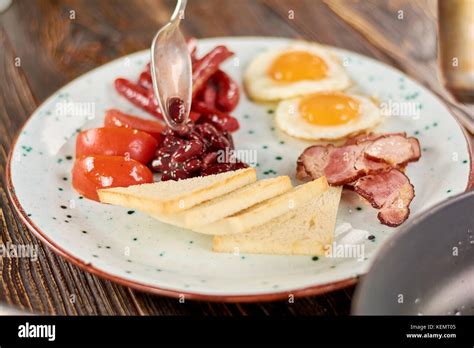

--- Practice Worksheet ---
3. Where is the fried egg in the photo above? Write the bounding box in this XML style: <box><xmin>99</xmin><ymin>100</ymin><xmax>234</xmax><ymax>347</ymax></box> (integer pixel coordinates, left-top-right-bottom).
<box><xmin>244</xmin><ymin>42</ymin><xmax>351</xmax><ymax>101</ymax></box>
<box><xmin>275</xmin><ymin>92</ymin><xmax>382</xmax><ymax>140</ymax></box>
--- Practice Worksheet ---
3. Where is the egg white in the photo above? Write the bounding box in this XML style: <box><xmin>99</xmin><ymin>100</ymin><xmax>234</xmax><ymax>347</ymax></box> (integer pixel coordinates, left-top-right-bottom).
<box><xmin>244</xmin><ymin>41</ymin><xmax>351</xmax><ymax>101</ymax></box>
<box><xmin>275</xmin><ymin>94</ymin><xmax>382</xmax><ymax>140</ymax></box>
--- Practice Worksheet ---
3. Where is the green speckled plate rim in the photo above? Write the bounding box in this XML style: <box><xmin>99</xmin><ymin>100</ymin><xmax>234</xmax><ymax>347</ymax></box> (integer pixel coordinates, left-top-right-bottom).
<box><xmin>5</xmin><ymin>37</ymin><xmax>474</xmax><ymax>302</ymax></box>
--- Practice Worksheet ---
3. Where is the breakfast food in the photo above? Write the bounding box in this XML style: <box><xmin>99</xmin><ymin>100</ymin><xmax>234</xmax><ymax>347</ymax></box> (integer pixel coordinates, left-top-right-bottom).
<box><xmin>72</xmin><ymin>37</ymin><xmax>422</xmax><ymax>262</ymax></box>
<box><xmin>362</xmin><ymin>135</ymin><xmax>420</xmax><ymax>166</ymax></box>
<box><xmin>244</xmin><ymin>41</ymin><xmax>351</xmax><ymax>101</ymax></box>
<box><xmin>191</xmin><ymin>177</ymin><xmax>329</xmax><ymax>235</ymax></box>
<box><xmin>111</xmin><ymin>42</ymin><xmax>245</xmax><ymax>182</ymax></box>
<box><xmin>350</xmin><ymin>169</ymin><xmax>414</xmax><ymax>227</ymax></box>
<box><xmin>296</xmin><ymin>132</ymin><xmax>420</xmax><ymax>185</ymax></box>
<box><xmin>72</xmin><ymin>41</ymin><xmax>247</xmax><ymax>202</ymax></box>
<box><xmin>114</xmin><ymin>44</ymin><xmax>240</xmax><ymax>131</ymax></box>
<box><xmin>104</xmin><ymin>109</ymin><xmax>166</xmax><ymax>141</ymax></box>
<box><xmin>99</xmin><ymin>169</ymin><xmax>338</xmax><ymax>255</ymax></box>
<box><xmin>72</xmin><ymin>155</ymin><xmax>154</xmax><ymax>201</ymax></box>
<box><xmin>275</xmin><ymin>92</ymin><xmax>382</xmax><ymax>140</ymax></box>
<box><xmin>98</xmin><ymin>167</ymin><xmax>256</xmax><ymax>214</ymax></box>
<box><xmin>213</xmin><ymin>186</ymin><xmax>342</xmax><ymax>255</ymax></box>
<box><xmin>158</xmin><ymin>176</ymin><xmax>293</xmax><ymax>227</ymax></box>
<box><xmin>99</xmin><ymin>173</ymin><xmax>328</xmax><ymax>235</ymax></box>
<box><xmin>76</xmin><ymin>127</ymin><xmax>159</xmax><ymax>164</ymax></box>
<box><xmin>296</xmin><ymin>132</ymin><xmax>420</xmax><ymax>226</ymax></box>
<box><xmin>152</xmin><ymin>121</ymin><xmax>247</xmax><ymax>181</ymax></box>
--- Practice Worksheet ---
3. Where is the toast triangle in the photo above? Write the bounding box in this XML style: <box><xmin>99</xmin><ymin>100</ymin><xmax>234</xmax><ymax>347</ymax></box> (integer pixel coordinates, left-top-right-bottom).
<box><xmin>191</xmin><ymin>176</ymin><xmax>329</xmax><ymax>235</ymax></box>
<box><xmin>98</xmin><ymin>167</ymin><xmax>256</xmax><ymax>214</ymax></box>
<box><xmin>212</xmin><ymin>185</ymin><xmax>342</xmax><ymax>255</ymax></box>
<box><xmin>148</xmin><ymin>176</ymin><xmax>293</xmax><ymax>227</ymax></box>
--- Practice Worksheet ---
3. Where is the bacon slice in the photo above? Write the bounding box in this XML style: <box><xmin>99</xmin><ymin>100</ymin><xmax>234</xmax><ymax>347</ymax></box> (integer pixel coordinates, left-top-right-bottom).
<box><xmin>297</xmin><ymin>133</ymin><xmax>420</xmax><ymax>185</ymax></box>
<box><xmin>296</xmin><ymin>144</ymin><xmax>332</xmax><ymax>181</ymax></box>
<box><xmin>297</xmin><ymin>142</ymin><xmax>392</xmax><ymax>185</ymax></box>
<box><xmin>296</xmin><ymin>144</ymin><xmax>366</xmax><ymax>185</ymax></box>
<box><xmin>345</xmin><ymin>132</ymin><xmax>420</xmax><ymax>164</ymax></box>
<box><xmin>364</xmin><ymin>134</ymin><xmax>419</xmax><ymax>166</ymax></box>
<box><xmin>352</xmin><ymin>169</ymin><xmax>414</xmax><ymax>227</ymax></box>
<box><xmin>324</xmin><ymin>145</ymin><xmax>364</xmax><ymax>185</ymax></box>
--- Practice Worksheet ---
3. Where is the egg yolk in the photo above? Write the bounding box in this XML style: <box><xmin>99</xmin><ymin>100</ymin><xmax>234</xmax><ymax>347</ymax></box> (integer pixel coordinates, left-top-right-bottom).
<box><xmin>268</xmin><ymin>51</ymin><xmax>328</xmax><ymax>82</ymax></box>
<box><xmin>299</xmin><ymin>93</ymin><xmax>360</xmax><ymax>126</ymax></box>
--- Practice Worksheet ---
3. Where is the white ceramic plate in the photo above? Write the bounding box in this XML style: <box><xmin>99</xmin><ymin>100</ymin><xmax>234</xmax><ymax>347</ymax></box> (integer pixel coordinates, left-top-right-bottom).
<box><xmin>7</xmin><ymin>37</ymin><xmax>472</xmax><ymax>301</ymax></box>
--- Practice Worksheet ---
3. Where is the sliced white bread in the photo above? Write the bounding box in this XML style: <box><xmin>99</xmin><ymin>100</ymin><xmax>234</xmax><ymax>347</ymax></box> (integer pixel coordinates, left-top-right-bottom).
<box><xmin>98</xmin><ymin>167</ymin><xmax>256</xmax><ymax>214</ymax></box>
<box><xmin>190</xmin><ymin>176</ymin><xmax>329</xmax><ymax>235</ymax></box>
<box><xmin>148</xmin><ymin>176</ymin><xmax>293</xmax><ymax>228</ymax></box>
<box><xmin>212</xmin><ymin>186</ymin><xmax>342</xmax><ymax>255</ymax></box>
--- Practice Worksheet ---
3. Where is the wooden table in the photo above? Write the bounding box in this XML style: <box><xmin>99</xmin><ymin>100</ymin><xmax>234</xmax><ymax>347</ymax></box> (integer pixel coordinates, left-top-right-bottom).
<box><xmin>0</xmin><ymin>0</ymin><xmax>472</xmax><ymax>315</ymax></box>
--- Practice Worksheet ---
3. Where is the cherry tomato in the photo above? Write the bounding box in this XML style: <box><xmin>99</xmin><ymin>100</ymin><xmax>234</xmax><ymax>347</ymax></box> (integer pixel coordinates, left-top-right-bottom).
<box><xmin>76</xmin><ymin>127</ymin><xmax>158</xmax><ymax>164</ymax></box>
<box><xmin>104</xmin><ymin>109</ymin><xmax>165</xmax><ymax>143</ymax></box>
<box><xmin>72</xmin><ymin>155</ymin><xmax>154</xmax><ymax>201</ymax></box>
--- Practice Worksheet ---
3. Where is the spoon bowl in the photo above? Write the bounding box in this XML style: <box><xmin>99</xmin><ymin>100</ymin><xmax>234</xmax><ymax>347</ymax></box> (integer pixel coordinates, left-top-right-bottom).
<box><xmin>150</xmin><ymin>0</ymin><xmax>191</xmax><ymax>131</ymax></box>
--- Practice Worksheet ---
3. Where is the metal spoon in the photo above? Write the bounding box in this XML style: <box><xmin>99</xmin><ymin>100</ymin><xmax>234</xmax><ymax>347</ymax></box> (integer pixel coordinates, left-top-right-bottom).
<box><xmin>150</xmin><ymin>0</ymin><xmax>191</xmax><ymax>131</ymax></box>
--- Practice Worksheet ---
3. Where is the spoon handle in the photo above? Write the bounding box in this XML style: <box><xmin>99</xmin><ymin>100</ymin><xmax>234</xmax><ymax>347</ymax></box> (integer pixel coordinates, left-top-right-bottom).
<box><xmin>171</xmin><ymin>0</ymin><xmax>187</xmax><ymax>22</ymax></box>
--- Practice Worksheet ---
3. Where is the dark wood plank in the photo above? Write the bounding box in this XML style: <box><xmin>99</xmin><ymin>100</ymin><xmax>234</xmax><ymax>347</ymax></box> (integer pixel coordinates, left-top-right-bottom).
<box><xmin>1</xmin><ymin>0</ymin><xmax>169</xmax><ymax>101</ymax></box>
<box><xmin>324</xmin><ymin>0</ymin><xmax>440</xmax><ymax>80</ymax></box>
<box><xmin>182</xmin><ymin>0</ymin><xmax>301</xmax><ymax>38</ymax></box>
<box><xmin>0</xmin><ymin>26</ymin><xmax>69</xmax><ymax>314</ymax></box>
<box><xmin>261</xmin><ymin>0</ymin><xmax>396</xmax><ymax>63</ymax></box>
